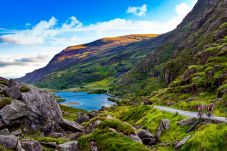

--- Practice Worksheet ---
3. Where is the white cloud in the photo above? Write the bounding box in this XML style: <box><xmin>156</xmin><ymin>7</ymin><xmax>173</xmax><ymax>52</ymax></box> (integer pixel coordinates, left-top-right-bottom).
<box><xmin>0</xmin><ymin>2</ymin><xmax>194</xmax><ymax>78</ymax></box>
<box><xmin>62</xmin><ymin>16</ymin><xmax>82</xmax><ymax>29</ymax></box>
<box><xmin>176</xmin><ymin>2</ymin><xmax>192</xmax><ymax>18</ymax></box>
<box><xmin>127</xmin><ymin>4</ymin><xmax>147</xmax><ymax>16</ymax></box>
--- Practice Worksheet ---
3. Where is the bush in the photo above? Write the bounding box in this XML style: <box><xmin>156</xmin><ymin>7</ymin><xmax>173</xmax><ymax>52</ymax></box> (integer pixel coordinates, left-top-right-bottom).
<box><xmin>0</xmin><ymin>97</ymin><xmax>12</xmax><ymax>108</ymax></box>
<box><xmin>20</xmin><ymin>85</ymin><xmax>30</xmax><ymax>93</ymax></box>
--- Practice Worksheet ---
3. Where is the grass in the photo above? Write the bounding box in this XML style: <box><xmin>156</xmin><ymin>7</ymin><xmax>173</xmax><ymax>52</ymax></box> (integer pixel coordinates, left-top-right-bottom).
<box><xmin>0</xmin><ymin>80</ymin><xmax>8</xmax><ymax>86</ymax></box>
<box><xmin>0</xmin><ymin>97</ymin><xmax>12</xmax><ymax>108</ymax></box>
<box><xmin>60</xmin><ymin>104</ymin><xmax>87</xmax><ymax>121</ymax></box>
<box><xmin>182</xmin><ymin>124</ymin><xmax>227</xmax><ymax>151</ymax></box>
<box><xmin>20</xmin><ymin>85</ymin><xmax>30</xmax><ymax>93</ymax></box>
<box><xmin>79</xmin><ymin>129</ymin><xmax>151</xmax><ymax>151</ymax></box>
<box><xmin>33</xmin><ymin>136</ymin><xmax>68</xmax><ymax>144</ymax></box>
<box><xmin>98</xmin><ymin>119</ymin><xmax>135</xmax><ymax>135</ymax></box>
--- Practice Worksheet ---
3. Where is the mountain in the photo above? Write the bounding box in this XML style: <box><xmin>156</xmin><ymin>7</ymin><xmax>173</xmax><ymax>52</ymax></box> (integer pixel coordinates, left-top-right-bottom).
<box><xmin>111</xmin><ymin>0</ymin><xmax>227</xmax><ymax>97</ymax></box>
<box><xmin>17</xmin><ymin>34</ymin><xmax>158</xmax><ymax>91</ymax></box>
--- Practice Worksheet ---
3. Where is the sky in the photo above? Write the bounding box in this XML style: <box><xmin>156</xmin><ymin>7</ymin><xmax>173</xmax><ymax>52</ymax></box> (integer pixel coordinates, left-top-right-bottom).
<box><xmin>0</xmin><ymin>0</ymin><xmax>197</xmax><ymax>78</ymax></box>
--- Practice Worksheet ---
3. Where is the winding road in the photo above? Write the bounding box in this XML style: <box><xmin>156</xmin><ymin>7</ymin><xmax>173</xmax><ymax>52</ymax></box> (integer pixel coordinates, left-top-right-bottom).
<box><xmin>154</xmin><ymin>106</ymin><xmax>227</xmax><ymax>123</ymax></box>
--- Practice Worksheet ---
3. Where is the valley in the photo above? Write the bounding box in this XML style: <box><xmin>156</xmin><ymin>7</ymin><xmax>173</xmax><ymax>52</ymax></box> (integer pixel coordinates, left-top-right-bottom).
<box><xmin>0</xmin><ymin>0</ymin><xmax>226</xmax><ymax>150</ymax></box>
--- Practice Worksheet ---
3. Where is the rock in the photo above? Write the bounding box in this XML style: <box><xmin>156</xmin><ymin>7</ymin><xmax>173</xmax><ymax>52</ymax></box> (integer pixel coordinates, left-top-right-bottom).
<box><xmin>0</xmin><ymin>135</ymin><xmax>20</xmax><ymax>149</ymax></box>
<box><xmin>130</xmin><ymin>134</ymin><xmax>142</xmax><ymax>143</ymax></box>
<box><xmin>87</xmin><ymin>110</ymin><xmax>98</xmax><ymax>118</ymax></box>
<box><xmin>40</xmin><ymin>142</ymin><xmax>57</xmax><ymax>148</ymax></box>
<box><xmin>76</xmin><ymin>114</ymin><xmax>90</xmax><ymax>124</ymax></box>
<box><xmin>177</xmin><ymin>118</ymin><xmax>196</xmax><ymax>126</ymax></box>
<box><xmin>20</xmin><ymin>85</ymin><xmax>62</xmax><ymax>131</ymax></box>
<box><xmin>156</xmin><ymin>119</ymin><xmax>170</xmax><ymax>139</ymax></box>
<box><xmin>42</xmin><ymin>121</ymin><xmax>61</xmax><ymax>135</ymax></box>
<box><xmin>107</xmin><ymin>115</ymin><xmax>113</xmax><ymax>119</ymax></box>
<box><xmin>90</xmin><ymin>140</ymin><xmax>98</xmax><ymax>151</ymax></box>
<box><xmin>57</xmin><ymin>141</ymin><xmax>79</xmax><ymax>151</ymax></box>
<box><xmin>12</xmin><ymin>130</ymin><xmax>23</xmax><ymax>137</ymax></box>
<box><xmin>3</xmin><ymin>86</ymin><xmax>22</xmax><ymax>100</ymax></box>
<box><xmin>86</xmin><ymin>120</ymin><xmax>101</xmax><ymax>133</ymax></box>
<box><xmin>69</xmin><ymin>132</ymin><xmax>82</xmax><ymax>140</ymax></box>
<box><xmin>142</xmin><ymin>137</ymin><xmax>157</xmax><ymax>146</ymax></box>
<box><xmin>21</xmin><ymin>139</ymin><xmax>43</xmax><ymax>151</ymax></box>
<box><xmin>59</xmin><ymin>119</ymin><xmax>83</xmax><ymax>132</ymax></box>
<box><xmin>0</xmin><ymin>100</ymin><xmax>28</xmax><ymax>125</ymax></box>
<box><xmin>49</xmin><ymin>132</ymin><xmax>64</xmax><ymax>138</ymax></box>
<box><xmin>175</xmin><ymin>135</ymin><xmax>191</xmax><ymax>149</ymax></box>
<box><xmin>137</xmin><ymin>130</ymin><xmax>155</xmax><ymax>139</ymax></box>
<box><xmin>0</xmin><ymin>128</ymin><xmax>10</xmax><ymax>135</ymax></box>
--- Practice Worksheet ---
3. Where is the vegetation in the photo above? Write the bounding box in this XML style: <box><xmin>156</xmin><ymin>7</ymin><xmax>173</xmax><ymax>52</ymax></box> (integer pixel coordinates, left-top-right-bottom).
<box><xmin>20</xmin><ymin>85</ymin><xmax>30</xmax><ymax>93</ymax></box>
<box><xmin>79</xmin><ymin>129</ymin><xmax>151</xmax><ymax>151</ymax></box>
<box><xmin>60</xmin><ymin>104</ymin><xmax>86</xmax><ymax>121</ymax></box>
<box><xmin>0</xmin><ymin>97</ymin><xmax>12</xmax><ymax>108</ymax></box>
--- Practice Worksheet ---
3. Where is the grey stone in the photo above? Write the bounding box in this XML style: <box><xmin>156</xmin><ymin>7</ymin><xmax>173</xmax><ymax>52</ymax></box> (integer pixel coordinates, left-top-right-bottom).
<box><xmin>0</xmin><ymin>128</ymin><xmax>10</xmax><ymax>135</ymax></box>
<box><xmin>49</xmin><ymin>132</ymin><xmax>64</xmax><ymax>138</ymax></box>
<box><xmin>137</xmin><ymin>130</ymin><xmax>155</xmax><ymax>139</ymax></box>
<box><xmin>0</xmin><ymin>100</ymin><xmax>28</xmax><ymax>125</ymax></box>
<box><xmin>21</xmin><ymin>139</ymin><xmax>43</xmax><ymax>151</ymax></box>
<box><xmin>175</xmin><ymin>135</ymin><xmax>191</xmax><ymax>149</ymax></box>
<box><xmin>130</xmin><ymin>134</ymin><xmax>142</xmax><ymax>143</ymax></box>
<box><xmin>177</xmin><ymin>118</ymin><xmax>196</xmax><ymax>126</ymax></box>
<box><xmin>69</xmin><ymin>132</ymin><xmax>82</xmax><ymax>140</ymax></box>
<box><xmin>59</xmin><ymin>119</ymin><xmax>83</xmax><ymax>132</ymax></box>
<box><xmin>0</xmin><ymin>135</ymin><xmax>20</xmax><ymax>149</ymax></box>
<box><xmin>3</xmin><ymin>86</ymin><xmax>22</xmax><ymax>100</ymax></box>
<box><xmin>76</xmin><ymin>114</ymin><xmax>90</xmax><ymax>124</ymax></box>
<box><xmin>40</xmin><ymin>142</ymin><xmax>57</xmax><ymax>148</ymax></box>
<box><xmin>156</xmin><ymin>119</ymin><xmax>170</xmax><ymax>139</ymax></box>
<box><xmin>57</xmin><ymin>141</ymin><xmax>79</xmax><ymax>151</ymax></box>
<box><xmin>87</xmin><ymin>110</ymin><xmax>98</xmax><ymax>118</ymax></box>
<box><xmin>90</xmin><ymin>140</ymin><xmax>98</xmax><ymax>151</ymax></box>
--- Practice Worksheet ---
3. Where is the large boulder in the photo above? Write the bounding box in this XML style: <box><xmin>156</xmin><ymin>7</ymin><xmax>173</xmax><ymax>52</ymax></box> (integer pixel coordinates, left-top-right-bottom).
<box><xmin>0</xmin><ymin>135</ymin><xmax>21</xmax><ymax>150</ymax></box>
<box><xmin>57</xmin><ymin>141</ymin><xmax>79</xmax><ymax>151</ymax></box>
<box><xmin>3</xmin><ymin>86</ymin><xmax>22</xmax><ymax>100</ymax></box>
<box><xmin>0</xmin><ymin>100</ymin><xmax>28</xmax><ymax>125</ymax></box>
<box><xmin>20</xmin><ymin>85</ymin><xmax>62</xmax><ymax>130</ymax></box>
<box><xmin>59</xmin><ymin>119</ymin><xmax>83</xmax><ymax>132</ymax></box>
<box><xmin>21</xmin><ymin>139</ymin><xmax>43</xmax><ymax>151</ymax></box>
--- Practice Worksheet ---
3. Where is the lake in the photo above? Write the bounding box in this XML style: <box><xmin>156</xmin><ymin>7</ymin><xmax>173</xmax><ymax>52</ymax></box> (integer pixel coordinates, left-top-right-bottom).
<box><xmin>55</xmin><ymin>91</ymin><xmax>115</xmax><ymax>111</ymax></box>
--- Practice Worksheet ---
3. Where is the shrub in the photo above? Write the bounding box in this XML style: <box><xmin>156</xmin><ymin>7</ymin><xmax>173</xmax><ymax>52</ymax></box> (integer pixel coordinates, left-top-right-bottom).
<box><xmin>0</xmin><ymin>97</ymin><xmax>12</xmax><ymax>108</ymax></box>
<box><xmin>20</xmin><ymin>85</ymin><xmax>30</xmax><ymax>93</ymax></box>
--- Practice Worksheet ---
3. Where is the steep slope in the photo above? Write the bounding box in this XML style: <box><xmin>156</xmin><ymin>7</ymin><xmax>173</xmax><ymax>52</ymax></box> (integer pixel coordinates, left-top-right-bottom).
<box><xmin>18</xmin><ymin>34</ymin><xmax>158</xmax><ymax>90</ymax></box>
<box><xmin>112</xmin><ymin>0</ymin><xmax>227</xmax><ymax>97</ymax></box>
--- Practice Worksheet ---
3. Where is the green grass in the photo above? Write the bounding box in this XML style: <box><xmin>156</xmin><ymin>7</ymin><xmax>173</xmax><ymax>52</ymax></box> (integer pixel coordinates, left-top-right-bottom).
<box><xmin>79</xmin><ymin>129</ymin><xmax>151</xmax><ymax>151</ymax></box>
<box><xmin>20</xmin><ymin>85</ymin><xmax>30</xmax><ymax>93</ymax></box>
<box><xmin>33</xmin><ymin>136</ymin><xmax>68</xmax><ymax>144</ymax></box>
<box><xmin>98</xmin><ymin>119</ymin><xmax>135</xmax><ymax>135</ymax></box>
<box><xmin>60</xmin><ymin>105</ymin><xmax>87</xmax><ymax>121</ymax></box>
<box><xmin>0</xmin><ymin>97</ymin><xmax>12</xmax><ymax>108</ymax></box>
<box><xmin>182</xmin><ymin>124</ymin><xmax>227</xmax><ymax>151</ymax></box>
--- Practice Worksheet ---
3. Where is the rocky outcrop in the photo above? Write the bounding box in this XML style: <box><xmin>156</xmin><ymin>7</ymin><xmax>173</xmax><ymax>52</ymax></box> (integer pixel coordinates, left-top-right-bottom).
<box><xmin>59</xmin><ymin>119</ymin><xmax>84</xmax><ymax>132</ymax></box>
<box><xmin>0</xmin><ymin>135</ymin><xmax>21</xmax><ymax>150</ymax></box>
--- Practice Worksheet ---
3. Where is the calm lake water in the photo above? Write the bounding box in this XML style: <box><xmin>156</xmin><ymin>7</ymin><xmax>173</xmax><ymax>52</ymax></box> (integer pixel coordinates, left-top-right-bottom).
<box><xmin>55</xmin><ymin>91</ymin><xmax>115</xmax><ymax>111</ymax></box>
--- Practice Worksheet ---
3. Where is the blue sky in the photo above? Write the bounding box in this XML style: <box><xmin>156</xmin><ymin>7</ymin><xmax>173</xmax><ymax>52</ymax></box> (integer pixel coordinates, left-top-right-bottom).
<box><xmin>0</xmin><ymin>0</ymin><xmax>197</xmax><ymax>78</ymax></box>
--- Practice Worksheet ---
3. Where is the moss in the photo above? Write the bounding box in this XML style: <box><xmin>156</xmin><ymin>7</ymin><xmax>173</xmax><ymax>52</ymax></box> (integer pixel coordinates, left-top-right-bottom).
<box><xmin>20</xmin><ymin>85</ymin><xmax>30</xmax><ymax>93</ymax></box>
<box><xmin>0</xmin><ymin>80</ymin><xmax>8</xmax><ymax>86</ymax></box>
<box><xmin>98</xmin><ymin>119</ymin><xmax>135</xmax><ymax>135</ymax></box>
<box><xmin>219</xmin><ymin>22</ymin><xmax>227</xmax><ymax>29</ymax></box>
<box><xmin>33</xmin><ymin>136</ymin><xmax>68</xmax><ymax>144</ymax></box>
<box><xmin>0</xmin><ymin>97</ymin><xmax>12</xmax><ymax>108</ymax></box>
<box><xmin>60</xmin><ymin>105</ymin><xmax>87</xmax><ymax>121</ymax></box>
<box><xmin>0</xmin><ymin>145</ymin><xmax>12</xmax><ymax>151</ymax></box>
<box><xmin>79</xmin><ymin>129</ymin><xmax>151</xmax><ymax>151</ymax></box>
<box><xmin>182</xmin><ymin>124</ymin><xmax>227</xmax><ymax>151</ymax></box>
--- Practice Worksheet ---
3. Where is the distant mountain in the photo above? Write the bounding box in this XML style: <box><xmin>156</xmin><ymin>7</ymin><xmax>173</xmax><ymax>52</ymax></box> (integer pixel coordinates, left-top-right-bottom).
<box><xmin>17</xmin><ymin>34</ymin><xmax>158</xmax><ymax>90</ymax></box>
<box><xmin>112</xmin><ymin>0</ymin><xmax>227</xmax><ymax>97</ymax></box>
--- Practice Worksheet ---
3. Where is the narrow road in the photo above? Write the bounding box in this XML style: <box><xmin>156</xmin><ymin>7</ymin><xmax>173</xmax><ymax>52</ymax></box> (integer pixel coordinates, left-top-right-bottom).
<box><xmin>154</xmin><ymin>106</ymin><xmax>227</xmax><ymax>123</ymax></box>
